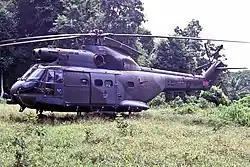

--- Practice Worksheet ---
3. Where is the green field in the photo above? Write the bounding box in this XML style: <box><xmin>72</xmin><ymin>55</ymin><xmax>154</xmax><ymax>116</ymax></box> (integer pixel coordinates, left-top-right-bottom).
<box><xmin>1</xmin><ymin>104</ymin><xmax>250</xmax><ymax>166</ymax></box>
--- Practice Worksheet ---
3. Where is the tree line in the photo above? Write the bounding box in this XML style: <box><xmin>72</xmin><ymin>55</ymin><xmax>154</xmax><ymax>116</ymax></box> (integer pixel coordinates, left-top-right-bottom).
<box><xmin>0</xmin><ymin>0</ymin><xmax>249</xmax><ymax>102</ymax></box>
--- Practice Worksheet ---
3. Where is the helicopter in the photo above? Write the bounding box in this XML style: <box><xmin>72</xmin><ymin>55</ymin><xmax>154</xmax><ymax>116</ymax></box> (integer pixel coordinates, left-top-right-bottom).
<box><xmin>0</xmin><ymin>29</ymin><xmax>248</xmax><ymax>115</ymax></box>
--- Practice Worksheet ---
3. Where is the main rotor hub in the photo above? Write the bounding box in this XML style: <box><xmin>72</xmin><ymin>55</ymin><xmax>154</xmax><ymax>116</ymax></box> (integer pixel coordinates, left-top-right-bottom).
<box><xmin>90</xmin><ymin>29</ymin><xmax>104</xmax><ymax>35</ymax></box>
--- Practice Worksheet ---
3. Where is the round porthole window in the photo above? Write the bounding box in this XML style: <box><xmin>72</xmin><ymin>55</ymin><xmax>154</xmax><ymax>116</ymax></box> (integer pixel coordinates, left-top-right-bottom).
<box><xmin>94</xmin><ymin>55</ymin><xmax>105</xmax><ymax>67</ymax></box>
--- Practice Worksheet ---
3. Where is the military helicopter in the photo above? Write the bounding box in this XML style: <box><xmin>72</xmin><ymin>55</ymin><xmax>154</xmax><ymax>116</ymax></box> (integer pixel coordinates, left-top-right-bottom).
<box><xmin>0</xmin><ymin>29</ymin><xmax>248</xmax><ymax>115</ymax></box>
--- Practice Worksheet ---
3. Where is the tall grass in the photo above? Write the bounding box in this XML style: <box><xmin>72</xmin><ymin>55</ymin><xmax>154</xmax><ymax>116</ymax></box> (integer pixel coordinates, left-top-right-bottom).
<box><xmin>1</xmin><ymin>100</ymin><xmax>250</xmax><ymax>166</ymax></box>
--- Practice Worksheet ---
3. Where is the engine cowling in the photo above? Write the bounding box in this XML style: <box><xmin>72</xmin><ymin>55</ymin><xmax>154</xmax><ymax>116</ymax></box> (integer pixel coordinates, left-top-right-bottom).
<box><xmin>33</xmin><ymin>48</ymin><xmax>59</xmax><ymax>63</ymax></box>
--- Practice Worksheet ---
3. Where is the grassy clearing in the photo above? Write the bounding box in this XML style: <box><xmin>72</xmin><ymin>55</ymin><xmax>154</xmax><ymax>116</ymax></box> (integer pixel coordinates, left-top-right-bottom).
<box><xmin>1</xmin><ymin>104</ymin><xmax>250</xmax><ymax>166</ymax></box>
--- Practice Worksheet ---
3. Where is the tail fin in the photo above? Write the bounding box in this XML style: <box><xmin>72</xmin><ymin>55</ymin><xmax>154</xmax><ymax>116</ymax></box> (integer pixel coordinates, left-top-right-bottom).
<box><xmin>203</xmin><ymin>61</ymin><xmax>226</xmax><ymax>85</ymax></box>
<box><xmin>200</xmin><ymin>44</ymin><xmax>247</xmax><ymax>87</ymax></box>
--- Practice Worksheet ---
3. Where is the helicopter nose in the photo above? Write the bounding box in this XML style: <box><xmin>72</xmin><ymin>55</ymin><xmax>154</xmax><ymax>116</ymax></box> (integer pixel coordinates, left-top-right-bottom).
<box><xmin>9</xmin><ymin>80</ymin><xmax>38</xmax><ymax>107</ymax></box>
<box><xmin>10</xmin><ymin>81</ymin><xmax>25</xmax><ymax>94</ymax></box>
<box><xmin>8</xmin><ymin>81</ymin><xmax>25</xmax><ymax>104</ymax></box>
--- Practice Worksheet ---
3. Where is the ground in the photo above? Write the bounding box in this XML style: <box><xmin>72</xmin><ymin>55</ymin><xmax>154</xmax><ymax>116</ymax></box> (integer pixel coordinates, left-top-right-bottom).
<box><xmin>0</xmin><ymin>104</ymin><xmax>250</xmax><ymax>166</ymax></box>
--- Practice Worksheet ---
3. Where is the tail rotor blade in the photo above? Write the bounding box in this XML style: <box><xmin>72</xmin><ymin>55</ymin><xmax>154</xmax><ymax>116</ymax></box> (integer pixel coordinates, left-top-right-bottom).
<box><xmin>204</xmin><ymin>43</ymin><xmax>212</xmax><ymax>61</ymax></box>
<box><xmin>196</xmin><ymin>63</ymin><xmax>211</xmax><ymax>71</ymax></box>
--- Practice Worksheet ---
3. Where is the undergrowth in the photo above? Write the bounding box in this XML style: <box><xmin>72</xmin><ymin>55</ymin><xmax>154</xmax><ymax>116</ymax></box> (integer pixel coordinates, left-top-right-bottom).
<box><xmin>1</xmin><ymin>96</ymin><xmax>250</xmax><ymax>166</ymax></box>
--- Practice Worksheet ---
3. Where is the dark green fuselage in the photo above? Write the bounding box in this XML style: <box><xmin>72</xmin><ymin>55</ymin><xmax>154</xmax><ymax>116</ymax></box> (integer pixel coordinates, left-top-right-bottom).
<box><xmin>8</xmin><ymin>45</ymin><xmax>224</xmax><ymax>113</ymax></box>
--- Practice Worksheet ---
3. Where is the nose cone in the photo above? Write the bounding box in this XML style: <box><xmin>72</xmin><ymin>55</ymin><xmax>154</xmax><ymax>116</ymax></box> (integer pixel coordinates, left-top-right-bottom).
<box><xmin>9</xmin><ymin>81</ymin><xmax>25</xmax><ymax>104</ymax></box>
<box><xmin>9</xmin><ymin>80</ymin><xmax>38</xmax><ymax>107</ymax></box>
<box><xmin>10</xmin><ymin>81</ymin><xmax>25</xmax><ymax>95</ymax></box>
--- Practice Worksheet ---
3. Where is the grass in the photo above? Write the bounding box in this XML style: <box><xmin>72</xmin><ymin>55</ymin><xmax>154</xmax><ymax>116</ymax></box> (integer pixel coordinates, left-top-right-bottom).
<box><xmin>1</xmin><ymin>104</ymin><xmax>250</xmax><ymax>166</ymax></box>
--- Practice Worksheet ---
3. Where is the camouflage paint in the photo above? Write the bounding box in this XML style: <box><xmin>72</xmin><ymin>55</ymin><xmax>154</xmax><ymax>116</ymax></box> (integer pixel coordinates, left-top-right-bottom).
<box><xmin>6</xmin><ymin>43</ymin><xmax>228</xmax><ymax>113</ymax></box>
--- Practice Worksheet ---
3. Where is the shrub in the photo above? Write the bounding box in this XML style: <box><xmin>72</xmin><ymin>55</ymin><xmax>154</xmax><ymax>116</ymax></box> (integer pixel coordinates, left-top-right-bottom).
<box><xmin>0</xmin><ymin>98</ymin><xmax>6</xmax><ymax>104</ymax></box>
<box><xmin>217</xmin><ymin>103</ymin><xmax>250</xmax><ymax>126</ymax></box>
<box><xmin>169</xmin><ymin>96</ymin><xmax>184</xmax><ymax>108</ymax></box>
<box><xmin>197</xmin><ymin>97</ymin><xmax>216</xmax><ymax>109</ymax></box>
<box><xmin>213</xmin><ymin>96</ymin><xmax>250</xmax><ymax>126</ymax></box>
<box><xmin>236</xmin><ymin>96</ymin><xmax>250</xmax><ymax>108</ymax></box>
<box><xmin>184</xmin><ymin>95</ymin><xmax>216</xmax><ymax>109</ymax></box>
<box><xmin>148</xmin><ymin>93</ymin><xmax>166</xmax><ymax>107</ymax></box>
<box><xmin>200</xmin><ymin>86</ymin><xmax>230</xmax><ymax>106</ymax></box>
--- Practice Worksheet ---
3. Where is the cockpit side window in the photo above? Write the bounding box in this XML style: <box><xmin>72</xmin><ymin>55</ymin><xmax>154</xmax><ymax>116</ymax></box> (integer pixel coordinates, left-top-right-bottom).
<box><xmin>46</xmin><ymin>70</ymin><xmax>55</xmax><ymax>83</ymax></box>
<box><xmin>55</xmin><ymin>70</ymin><xmax>63</xmax><ymax>83</ymax></box>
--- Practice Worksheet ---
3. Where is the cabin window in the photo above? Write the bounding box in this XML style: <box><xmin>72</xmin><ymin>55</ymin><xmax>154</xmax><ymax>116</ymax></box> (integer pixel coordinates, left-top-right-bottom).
<box><xmin>55</xmin><ymin>70</ymin><xmax>63</xmax><ymax>83</ymax></box>
<box><xmin>128</xmin><ymin>81</ymin><xmax>134</xmax><ymax>88</ymax></box>
<box><xmin>95</xmin><ymin>79</ymin><xmax>103</xmax><ymax>87</ymax></box>
<box><xmin>105</xmin><ymin>80</ymin><xmax>113</xmax><ymax>88</ymax></box>
<box><xmin>94</xmin><ymin>55</ymin><xmax>105</xmax><ymax>67</ymax></box>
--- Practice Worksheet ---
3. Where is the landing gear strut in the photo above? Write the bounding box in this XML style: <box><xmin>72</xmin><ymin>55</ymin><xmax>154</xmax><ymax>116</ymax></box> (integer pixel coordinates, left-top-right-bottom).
<box><xmin>36</xmin><ymin>109</ymin><xmax>45</xmax><ymax>116</ymax></box>
<box><xmin>77</xmin><ymin>112</ymin><xmax>82</xmax><ymax>116</ymax></box>
<box><xmin>19</xmin><ymin>105</ymin><xmax>26</xmax><ymax>112</ymax></box>
<box><xmin>76</xmin><ymin>106</ymin><xmax>82</xmax><ymax>116</ymax></box>
<box><xmin>36</xmin><ymin>109</ymin><xmax>43</xmax><ymax>115</ymax></box>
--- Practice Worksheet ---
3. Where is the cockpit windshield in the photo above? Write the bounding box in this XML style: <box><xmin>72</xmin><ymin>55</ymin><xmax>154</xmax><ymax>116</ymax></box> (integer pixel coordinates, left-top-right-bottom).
<box><xmin>26</xmin><ymin>69</ymin><xmax>45</xmax><ymax>81</ymax></box>
<box><xmin>20</xmin><ymin>65</ymin><xmax>38</xmax><ymax>80</ymax></box>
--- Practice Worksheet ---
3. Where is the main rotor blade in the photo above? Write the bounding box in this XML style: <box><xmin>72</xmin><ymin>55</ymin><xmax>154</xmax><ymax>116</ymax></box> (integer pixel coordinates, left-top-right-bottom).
<box><xmin>216</xmin><ymin>67</ymin><xmax>248</xmax><ymax>70</ymax></box>
<box><xmin>2</xmin><ymin>31</ymin><xmax>250</xmax><ymax>47</ymax></box>
<box><xmin>0</xmin><ymin>36</ymin><xmax>80</xmax><ymax>47</ymax></box>
<box><xmin>105</xmin><ymin>33</ymin><xmax>250</xmax><ymax>44</ymax></box>
<box><xmin>103</xmin><ymin>37</ymin><xmax>142</xmax><ymax>55</ymax></box>
<box><xmin>0</xmin><ymin>33</ymin><xmax>95</xmax><ymax>44</ymax></box>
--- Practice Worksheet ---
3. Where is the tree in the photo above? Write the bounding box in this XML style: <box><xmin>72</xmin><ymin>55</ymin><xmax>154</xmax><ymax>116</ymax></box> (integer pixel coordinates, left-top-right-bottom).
<box><xmin>138</xmin><ymin>27</ymin><xmax>155</xmax><ymax>54</ymax></box>
<box><xmin>152</xmin><ymin>19</ymin><xmax>207</xmax><ymax>73</ymax></box>
<box><xmin>16</xmin><ymin>0</ymin><xmax>63</xmax><ymax>36</ymax></box>
<box><xmin>0</xmin><ymin>0</ymin><xmax>18</xmax><ymax>97</ymax></box>
<box><xmin>222</xmin><ymin>70</ymin><xmax>250</xmax><ymax>101</ymax></box>
<box><xmin>52</xmin><ymin>0</ymin><xmax>146</xmax><ymax>49</ymax></box>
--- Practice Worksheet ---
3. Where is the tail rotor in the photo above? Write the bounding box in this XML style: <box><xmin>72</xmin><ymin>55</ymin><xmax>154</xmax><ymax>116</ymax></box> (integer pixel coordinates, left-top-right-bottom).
<box><xmin>196</xmin><ymin>44</ymin><xmax>226</xmax><ymax>71</ymax></box>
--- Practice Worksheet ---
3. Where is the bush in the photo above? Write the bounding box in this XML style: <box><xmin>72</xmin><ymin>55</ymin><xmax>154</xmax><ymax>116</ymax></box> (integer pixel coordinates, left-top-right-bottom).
<box><xmin>0</xmin><ymin>98</ymin><xmax>6</xmax><ymax>104</ymax></box>
<box><xmin>236</xmin><ymin>96</ymin><xmax>250</xmax><ymax>108</ymax></box>
<box><xmin>217</xmin><ymin>102</ymin><xmax>250</xmax><ymax>126</ymax></box>
<box><xmin>184</xmin><ymin>95</ymin><xmax>216</xmax><ymax>109</ymax></box>
<box><xmin>197</xmin><ymin>97</ymin><xmax>216</xmax><ymax>109</ymax></box>
<box><xmin>148</xmin><ymin>93</ymin><xmax>166</xmax><ymax>107</ymax></box>
<box><xmin>200</xmin><ymin>86</ymin><xmax>230</xmax><ymax>106</ymax></box>
<box><xmin>217</xmin><ymin>96</ymin><xmax>250</xmax><ymax>126</ymax></box>
<box><xmin>169</xmin><ymin>96</ymin><xmax>184</xmax><ymax>108</ymax></box>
